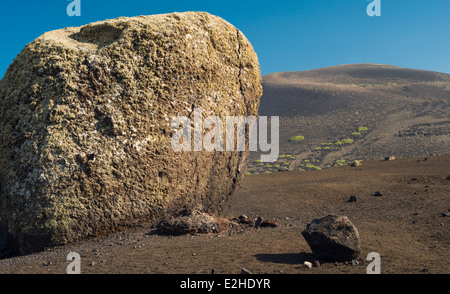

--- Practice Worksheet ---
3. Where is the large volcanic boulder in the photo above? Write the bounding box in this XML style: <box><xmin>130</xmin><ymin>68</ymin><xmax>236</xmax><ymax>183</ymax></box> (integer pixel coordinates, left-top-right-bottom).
<box><xmin>0</xmin><ymin>12</ymin><xmax>262</xmax><ymax>253</ymax></box>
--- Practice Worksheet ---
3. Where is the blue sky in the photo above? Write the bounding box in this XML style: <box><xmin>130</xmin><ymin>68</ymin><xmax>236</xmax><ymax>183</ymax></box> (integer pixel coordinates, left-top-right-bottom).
<box><xmin>0</xmin><ymin>0</ymin><xmax>449</xmax><ymax>78</ymax></box>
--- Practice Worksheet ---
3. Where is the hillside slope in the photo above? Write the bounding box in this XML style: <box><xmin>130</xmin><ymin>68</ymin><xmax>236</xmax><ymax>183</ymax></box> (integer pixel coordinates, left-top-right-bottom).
<box><xmin>248</xmin><ymin>64</ymin><xmax>450</xmax><ymax>174</ymax></box>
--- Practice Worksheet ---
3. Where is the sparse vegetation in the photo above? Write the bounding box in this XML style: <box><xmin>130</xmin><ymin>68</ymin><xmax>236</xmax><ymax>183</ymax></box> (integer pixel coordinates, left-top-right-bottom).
<box><xmin>289</xmin><ymin>135</ymin><xmax>305</xmax><ymax>142</ymax></box>
<box><xmin>335</xmin><ymin>138</ymin><xmax>354</xmax><ymax>145</ymax></box>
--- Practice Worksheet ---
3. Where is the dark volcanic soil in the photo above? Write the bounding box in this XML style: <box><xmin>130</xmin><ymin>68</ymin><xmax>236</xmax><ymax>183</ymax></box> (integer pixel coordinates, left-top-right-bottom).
<box><xmin>0</xmin><ymin>155</ymin><xmax>448</xmax><ymax>274</ymax></box>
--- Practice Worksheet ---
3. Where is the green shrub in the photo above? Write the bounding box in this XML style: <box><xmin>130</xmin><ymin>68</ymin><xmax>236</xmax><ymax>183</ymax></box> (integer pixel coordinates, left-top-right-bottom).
<box><xmin>245</xmin><ymin>172</ymin><xmax>252</xmax><ymax>176</ymax></box>
<box><xmin>289</xmin><ymin>135</ymin><xmax>305</xmax><ymax>142</ymax></box>
<box><xmin>358</xmin><ymin>126</ymin><xmax>368</xmax><ymax>132</ymax></box>
<box><xmin>351</xmin><ymin>132</ymin><xmax>361</xmax><ymax>136</ymax></box>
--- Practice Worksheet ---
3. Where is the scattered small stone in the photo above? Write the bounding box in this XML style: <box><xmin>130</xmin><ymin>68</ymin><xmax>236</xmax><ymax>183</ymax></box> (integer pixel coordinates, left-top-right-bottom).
<box><xmin>254</xmin><ymin>216</ymin><xmax>263</xmax><ymax>228</ymax></box>
<box><xmin>302</xmin><ymin>261</ymin><xmax>312</xmax><ymax>269</ymax></box>
<box><xmin>373</xmin><ymin>191</ymin><xmax>383</xmax><ymax>196</ymax></box>
<box><xmin>350</xmin><ymin>160</ymin><xmax>362</xmax><ymax>167</ymax></box>
<box><xmin>89</xmin><ymin>261</ymin><xmax>96</xmax><ymax>266</ymax></box>
<box><xmin>442</xmin><ymin>211</ymin><xmax>450</xmax><ymax>217</ymax></box>
<box><xmin>42</xmin><ymin>261</ymin><xmax>52</xmax><ymax>266</ymax></box>
<box><xmin>384</xmin><ymin>156</ymin><xmax>395</xmax><ymax>161</ymax></box>
<box><xmin>347</xmin><ymin>195</ymin><xmax>357</xmax><ymax>203</ymax></box>
<box><xmin>314</xmin><ymin>260</ymin><xmax>321</xmax><ymax>267</ymax></box>
<box><xmin>210</xmin><ymin>268</ymin><xmax>216</xmax><ymax>274</ymax></box>
<box><xmin>420</xmin><ymin>267</ymin><xmax>429</xmax><ymax>273</ymax></box>
<box><xmin>424</xmin><ymin>157</ymin><xmax>430</xmax><ymax>161</ymax></box>
<box><xmin>38</xmin><ymin>67</ymin><xmax>45</xmax><ymax>74</ymax></box>
<box><xmin>240</xmin><ymin>268</ymin><xmax>252</xmax><ymax>274</ymax></box>
<box><xmin>351</xmin><ymin>259</ymin><xmax>358</xmax><ymax>266</ymax></box>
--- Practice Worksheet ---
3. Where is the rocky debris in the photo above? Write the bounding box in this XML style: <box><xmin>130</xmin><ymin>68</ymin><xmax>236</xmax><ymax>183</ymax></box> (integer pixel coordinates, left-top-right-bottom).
<box><xmin>0</xmin><ymin>12</ymin><xmax>262</xmax><ymax>254</ymax></box>
<box><xmin>302</xmin><ymin>261</ymin><xmax>312</xmax><ymax>269</ymax></box>
<box><xmin>238</xmin><ymin>215</ymin><xmax>253</xmax><ymax>225</ymax></box>
<box><xmin>260</xmin><ymin>220</ymin><xmax>278</xmax><ymax>228</ymax></box>
<box><xmin>156</xmin><ymin>206</ymin><xmax>224</xmax><ymax>236</ymax></box>
<box><xmin>254</xmin><ymin>216</ymin><xmax>278</xmax><ymax>228</ymax></box>
<box><xmin>240</xmin><ymin>268</ymin><xmax>252</xmax><ymax>274</ymax></box>
<box><xmin>314</xmin><ymin>260</ymin><xmax>321</xmax><ymax>267</ymax></box>
<box><xmin>347</xmin><ymin>195</ymin><xmax>357</xmax><ymax>203</ymax></box>
<box><xmin>373</xmin><ymin>191</ymin><xmax>383</xmax><ymax>196</ymax></box>
<box><xmin>442</xmin><ymin>211</ymin><xmax>450</xmax><ymax>217</ymax></box>
<box><xmin>384</xmin><ymin>156</ymin><xmax>396</xmax><ymax>161</ymax></box>
<box><xmin>301</xmin><ymin>215</ymin><xmax>361</xmax><ymax>262</ymax></box>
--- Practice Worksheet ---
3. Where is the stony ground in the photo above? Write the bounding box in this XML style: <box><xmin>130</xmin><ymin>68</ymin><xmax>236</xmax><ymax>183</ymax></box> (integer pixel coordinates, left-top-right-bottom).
<box><xmin>0</xmin><ymin>155</ymin><xmax>448</xmax><ymax>274</ymax></box>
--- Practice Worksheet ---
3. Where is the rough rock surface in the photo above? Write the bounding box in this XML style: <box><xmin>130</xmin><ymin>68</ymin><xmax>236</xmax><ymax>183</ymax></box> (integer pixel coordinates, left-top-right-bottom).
<box><xmin>0</xmin><ymin>12</ymin><xmax>262</xmax><ymax>253</ymax></box>
<box><xmin>301</xmin><ymin>215</ymin><xmax>361</xmax><ymax>262</ymax></box>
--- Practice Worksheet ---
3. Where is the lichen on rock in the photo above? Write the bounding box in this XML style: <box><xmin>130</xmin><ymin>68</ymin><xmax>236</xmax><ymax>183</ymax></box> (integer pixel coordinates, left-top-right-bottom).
<box><xmin>0</xmin><ymin>11</ymin><xmax>262</xmax><ymax>254</ymax></box>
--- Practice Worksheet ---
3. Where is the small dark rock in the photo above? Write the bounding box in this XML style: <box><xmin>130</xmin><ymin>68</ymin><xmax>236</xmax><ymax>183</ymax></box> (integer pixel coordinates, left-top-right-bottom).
<box><xmin>373</xmin><ymin>191</ymin><xmax>383</xmax><ymax>196</ymax></box>
<box><xmin>240</xmin><ymin>268</ymin><xmax>252</xmax><ymax>274</ymax></box>
<box><xmin>254</xmin><ymin>216</ymin><xmax>263</xmax><ymax>228</ymax></box>
<box><xmin>347</xmin><ymin>195</ymin><xmax>357</xmax><ymax>203</ymax></box>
